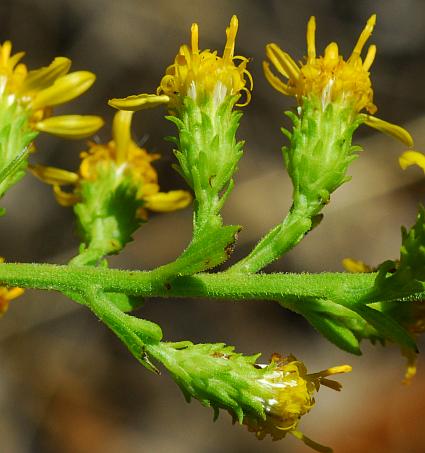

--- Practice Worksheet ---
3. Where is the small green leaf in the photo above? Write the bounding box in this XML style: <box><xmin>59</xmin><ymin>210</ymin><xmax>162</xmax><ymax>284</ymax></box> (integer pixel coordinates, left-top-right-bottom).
<box><xmin>304</xmin><ymin>311</ymin><xmax>362</xmax><ymax>355</ymax></box>
<box><xmin>352</xmin><ymin>304</ymin><xmax>417</xmax><ymax>352</ymax></box>
<box><xmin>154</xmin><ymin>223</ymin><xmax>241</xmax><ymax>279</ymax></box>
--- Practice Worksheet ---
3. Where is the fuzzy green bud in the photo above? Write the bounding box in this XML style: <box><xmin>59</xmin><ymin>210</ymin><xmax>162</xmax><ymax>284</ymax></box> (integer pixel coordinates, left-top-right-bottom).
<box><xmin>168</xmin><ymin>95</ymin><xmax>243</xmax><ymax>229</ymax></box>
<box><xmin>147</xmin><ymin>341</ymin><xmax>351</xmax><ymax>450</ymax></box>
<box><xmin>283</xmin><ymin>96</ymin><xmax>362</xmax><ymax>212</ymax></box>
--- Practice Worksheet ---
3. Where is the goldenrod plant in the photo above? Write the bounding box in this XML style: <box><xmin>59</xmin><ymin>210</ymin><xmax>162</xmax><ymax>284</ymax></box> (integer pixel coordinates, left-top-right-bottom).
<box><xmin>0</xmin><ymin>15</ymin><xmax>424</xmax><ymax>451</ymax></box>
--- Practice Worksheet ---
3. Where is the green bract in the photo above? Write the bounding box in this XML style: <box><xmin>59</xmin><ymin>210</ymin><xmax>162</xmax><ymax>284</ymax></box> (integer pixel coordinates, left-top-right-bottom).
<box><xmin>0</xmin><ymin>98</ymin><xmax>37</xmax><ymax>200</ymax></box>
<box><xmin>73</xmin><ymin>166</ymin><xmax>144</xmax><ymax>264</ymax></box>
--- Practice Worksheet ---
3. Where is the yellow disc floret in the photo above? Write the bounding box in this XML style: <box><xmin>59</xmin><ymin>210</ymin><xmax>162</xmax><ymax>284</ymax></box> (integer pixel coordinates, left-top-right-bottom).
<box><xmin>243</xmin><ymin>353</ymin><xmax>351</xmax><ymax>451</ymax></box>
<box><xmin>157</xmin><ymin>15</ymin><xmax>252</xmax><ymax>111</ymax></box>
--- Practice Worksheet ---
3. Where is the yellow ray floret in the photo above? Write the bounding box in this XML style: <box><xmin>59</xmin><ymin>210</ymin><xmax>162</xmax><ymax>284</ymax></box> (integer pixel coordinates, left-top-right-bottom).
<box><xmin>0</xmin><ymin>257</ymin><xmax>24</xmax><ymax>316</ymax></box>
<box><xmin>342</xmin><ymin>258</ymin><xmax>372</xmax><ymax>273</ymax></box>
<box><xmin>31</xmin><ymin>111</ymin><xmax>192</xmax><ymax>217</ymax></box>
<box><xmin>108</xmin><ymin>15</ymin><xmax>252</xmax><ymax>113</ymax></box>
<box><xmin>0</xmin><ymin>41</ymin><xmax>103</xmax><ymax>139</ymax></box>
<box><xmin>263</xmin><ymin>16</ymin><xmax>413</xmax><ymax>146</ymax></box>
<box><xmin>399</xmin><ymin>150</ymin><xmax>425</xmax><ymax>172</ymax></box>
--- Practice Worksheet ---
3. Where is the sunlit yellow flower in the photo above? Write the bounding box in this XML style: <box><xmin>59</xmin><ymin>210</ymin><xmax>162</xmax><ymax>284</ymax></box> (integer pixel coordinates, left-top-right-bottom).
<box><xmin>0</xmin><ymin>257</ymin><xmax>24</xmax><ymax>316</ymax></box>
<box><xmin>243</xmin><ymin>353</ymin><xmax>351</xmax><ymax>451</ymax></box>
<box><xmin>31</xmin><ymin>111</ymin><xmax>192</xmax><ymax>217</ymax></box>
<box><xmin>109</xmin><ymin>15</ymin><xmax>253</xmax><ymax>113</ymax></box>
<box><xmin>399</xmin><ymin>150</ymin><xmax>425</xmax><ymax>173</ymax></box>
<box><xmin>342</xmin><ymin>258</ymin><xmax>372</xmax><ymax>273</ymax></box>
<box><xmin>263</xmin><ymin>15</ymin><xmax>413</xmax><ymax>146</ymax></box>
<box><xmin>0</xmin><ymin>40</ymin><xmax>103</xmax><ymax>139</ymax></box>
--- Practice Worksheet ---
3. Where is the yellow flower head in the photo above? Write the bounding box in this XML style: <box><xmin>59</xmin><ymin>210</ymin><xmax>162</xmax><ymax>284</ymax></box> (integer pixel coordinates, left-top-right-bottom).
<box><xmin>0</xmin><ymin>257</ymin><xmax>24</xmax><ymax>316</ymax></box>
<box><xmin>0</xmin><ymin>40</ymin><xmax>103</xmax><ymax>139</ymax></box>
<box><xmin>108</xmin><ymin>16</ymin><xmax>253</xmax><ymax>113</ymax></box>
<box><xmin>31</xmin><ymin>111</ymin><xmax>192</xmax><ymax>218</ymax></box>
<box><xmin>264</xmin><ymin>15</ymin><xmax>377</xmax><ymax>113</ymax></box>
<box><xmin>263</xmin><ymin>16</ymin><xmax>413</xmax><ymax>147</ymax></box>
<box><xmin>243</xmin><ymin>353</ymin><xmax>351</xmax><ymax>451</ymax></box>
<box><xmin>157</xmin><ymin>15</ymin><xmax>252</xmax><ymax>110</ymax></box>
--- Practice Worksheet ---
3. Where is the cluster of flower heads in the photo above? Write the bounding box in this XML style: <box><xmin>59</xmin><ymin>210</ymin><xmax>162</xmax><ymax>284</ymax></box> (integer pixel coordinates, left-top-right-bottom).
<box><xmin>0</xmin><ymin>41</ymin><xmax>103</xmax><ymax>139</ymax></box>
<box><xmin>0</xmin><ymin>13</ymin><xmax>423</xmax><ymax>451</ymax></box>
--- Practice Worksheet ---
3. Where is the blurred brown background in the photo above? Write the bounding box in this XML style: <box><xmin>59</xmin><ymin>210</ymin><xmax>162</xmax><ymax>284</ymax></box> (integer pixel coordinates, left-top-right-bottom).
<box><xmin>1</xmin><ymin>0</ymin><xmax>425</xmax><ymax>452</ymax></box>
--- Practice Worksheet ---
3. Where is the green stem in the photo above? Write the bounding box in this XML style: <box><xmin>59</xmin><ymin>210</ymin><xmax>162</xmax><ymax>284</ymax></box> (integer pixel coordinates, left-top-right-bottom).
<box><xmin>81</xmin><ymin>285</ymin><xmax>161</xmax><ymax>372</ymax></box>
<box><xmin>0</xmin><ymin>262</ymin><xmax>380</xmax><ymax>305</ymax></box>
<box><xmin>228</xmin><ymin>205</ymin><xmax>314</xmax><ymax>274</ymax></box>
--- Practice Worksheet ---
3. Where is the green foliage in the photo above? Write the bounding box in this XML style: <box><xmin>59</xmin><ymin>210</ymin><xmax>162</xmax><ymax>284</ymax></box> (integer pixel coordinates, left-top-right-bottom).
<box><xmin>368</xmin><ymin>207</ymin><xmax>425</xmax><ymax>302</ymax></box>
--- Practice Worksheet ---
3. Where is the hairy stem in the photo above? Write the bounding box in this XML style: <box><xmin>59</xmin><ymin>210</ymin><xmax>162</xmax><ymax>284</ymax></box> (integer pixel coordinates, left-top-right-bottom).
<box><xmin>228</xmin><ymin>204</ymin><xmax>315</xmax><ymax>274</ymax></box>
<box><xmin>0</xmin><ymin>262</ymin><xmax>380</xmax><ymax>305</ymax></box>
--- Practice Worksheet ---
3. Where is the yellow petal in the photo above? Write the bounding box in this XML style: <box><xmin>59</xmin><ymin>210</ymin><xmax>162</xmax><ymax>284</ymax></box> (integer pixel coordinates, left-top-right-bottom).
<box><xmin>342</xmin><ymin>258</ymin><xmax>371</xmax><ymax>273</ymax></box>
<box><xmin>266</xmin><ymin>43</ymin><xmax>300</xmax><ymax>80</ymax></box>
<box><xmin>349</xmin><ymin>14</ymin><xmax>376</xmax><ymax>61</ymax></box>
<box><xmin>108</xmin><ymin>93</ymin><xmax>170</xmax><ymax>111</ymax></box>
<box><xmin>138</xmin><ymin>182</ymin><xmax>160</xmax><ymax>197</ymax></box>
<box><xmin>223</xmin><ymin>15</ymin><xmax>238</xmax><ymax>62</ymax></box>
<box><xmin>20</xmin><ymin>57</ymin><xmax>71</xmax><ymax>94</ymax></box>
<box><xmin>191</xmin><ymin>23</ymin><xmax>199</xmax><ymax>54</ymax></box>
<box><xmin>5</xmin><ymin>287</ymin><xmax>25</xmax><ymax>301</ymax></box>
<box><xmin>31</xmin><ymin>71</ymin><xmax>96</xmax><ymax>110</ymax></box>
<box><xmin>30</xmin><ymin>164</ymin><xmax>79</xmax><ymax>185</ymax></box>
<box><xmin>53</xmin><ymin>185</ymin><xmax>80</xmax><ymax>207</ymax></box>
<box><xmin>0</xmin><ymin>296</ymin><xmax>10</xmax><ymax>316</ymax></box>
<box><xmin>402</xmin><ymin>347</ymin><xmax>418</xmax><ymax>385</ymax></box>
<box><xmin>35</xmin><ymin>115</ymin><xmax>104</xmax><ymax>139</ymax></box>
<box><xmin>361</xmin><ymin>114</ymin><xmax>414</xmax><ymax>147</ymax></box>
<box><xmin>144</xmin><ymin>190</ymin><xmax>192</xmax><ymax>212</ymax></box>
<box><xmin>399</xmin><ymin>150</ymin><xmax>425</xmax><ymax>172</ymax></box>
<box><xmin>112</xmin><ymin>110</ymin><xmax>134</xmax><ymax>164</ymax></box>
<box><xmin>362</xmin><ymin>45</ymin><xmax>376</xmax><ymax>71</ymax></box>
<box><xmin>8</xmin><ymin>51</ymin><xmax>26</xmax><ymax>69</ymax></box>
<box><xmin>306</xmin><ymin>16</ymin><xmax>316</xmax><ymax>63</ymax></box>
<box><xmin>262</xmin><ymin>61</ymin><xmax>292</xmax><ymax>95</ymax></box>
<box><xmin>0</xmin><ymin>41</ymin><xmax>12</xmax><ymax>65</ymax></box>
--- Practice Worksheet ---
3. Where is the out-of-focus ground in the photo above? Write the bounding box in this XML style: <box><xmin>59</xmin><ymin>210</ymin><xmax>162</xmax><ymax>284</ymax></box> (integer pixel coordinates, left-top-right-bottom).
<box><xmin>1</xmin><ymin>0</ymin><xmax>425</xmax><ymax>452</ymax></box>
